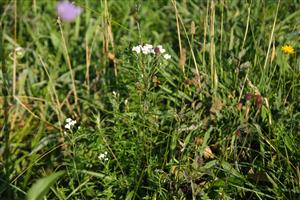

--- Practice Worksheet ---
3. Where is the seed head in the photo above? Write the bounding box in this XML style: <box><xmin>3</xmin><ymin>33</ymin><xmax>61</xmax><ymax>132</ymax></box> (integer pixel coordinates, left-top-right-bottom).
<box><xmin>245</xmin><ymin>93</ymin><xmax>253</xmax><ymax>101</ymax></box>
<box><xmin>254</xmin><ymin>95</ymin><xmax>263</xmax><ymax>108</ymax></box>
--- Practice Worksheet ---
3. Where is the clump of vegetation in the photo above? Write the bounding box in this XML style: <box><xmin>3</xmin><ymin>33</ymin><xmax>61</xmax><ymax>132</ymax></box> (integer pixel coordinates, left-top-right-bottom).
<box><xmin>1</xmin><ymin>0</ymin><xmax>300</xmax><ymax>199</ymax></box>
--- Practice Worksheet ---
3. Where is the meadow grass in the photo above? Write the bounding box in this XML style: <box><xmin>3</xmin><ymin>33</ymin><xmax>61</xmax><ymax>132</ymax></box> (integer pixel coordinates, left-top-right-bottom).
<box><xmin>1</xmin><ymin>0</ymin><xmax>300</xmax><ymax>199</ymax></box>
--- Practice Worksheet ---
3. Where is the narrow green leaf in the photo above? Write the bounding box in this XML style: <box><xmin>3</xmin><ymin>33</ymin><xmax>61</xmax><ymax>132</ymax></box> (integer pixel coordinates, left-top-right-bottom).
<box><xmin>27</xmin><ymin>171</ymin><xmax>65</xmax><ymax>200</ymax></box>
<box><xmin>201</xmin><ymin>160</ymin><xmax>218</xmax><ymax>171</ymax></box>
<box><xmin>221</xmin><ymin>161</ymin><xmax>243</xmax><ymax>179</ymax></box>
<box><xmin>125</xmin><ymin>191</ymin><xmax>135</xmax><ymax>200</ymax></box>
<box><xmin>284</xmin><ymin>134</ymin><xmax>294</xmax><ymax>152</ymax></box>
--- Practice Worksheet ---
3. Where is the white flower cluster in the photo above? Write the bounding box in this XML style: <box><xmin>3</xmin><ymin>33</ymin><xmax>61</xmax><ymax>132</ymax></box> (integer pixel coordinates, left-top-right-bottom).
<box><xmin>98</xmin><ymin>151</ymin><xmax>108</xmax><ymax>161</ymax></box>
<box><xmin>132</xmin><ymin>44</ymin><xmax>171</xmax><ymax>60</ymax></box>
<box><xmin>65</xmin><ymin>118</ymin><xmax>77</xmax><ymax>130</ymax></box>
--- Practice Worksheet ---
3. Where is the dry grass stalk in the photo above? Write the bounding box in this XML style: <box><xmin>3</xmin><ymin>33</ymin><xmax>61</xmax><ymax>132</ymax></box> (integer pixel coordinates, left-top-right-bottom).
<box><xmin>171</xmin><ymin>0</ymin><xmax>184</xmax><ymax>74</ymax></box>
<box><xmin>58</xmin><ymin>19</ymin><xmax>80</xmax><ymax>116</ymax></box>
<box><xmin>179</xmin><ymin>48</ymin><xmax>186</xmax><ymax>72</ymax></box>
<box><xmin>103</xmin><ymin>0</ymin><xmax>117</xmax><ymax>76</ymax></box>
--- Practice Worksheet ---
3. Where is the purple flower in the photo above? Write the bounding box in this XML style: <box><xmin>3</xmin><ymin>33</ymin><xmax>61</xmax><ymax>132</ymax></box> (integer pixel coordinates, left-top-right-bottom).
<box><xmin>57</xmin><ymin>1</ymin><xmax>82</xmax><ymax>22</ymax></box>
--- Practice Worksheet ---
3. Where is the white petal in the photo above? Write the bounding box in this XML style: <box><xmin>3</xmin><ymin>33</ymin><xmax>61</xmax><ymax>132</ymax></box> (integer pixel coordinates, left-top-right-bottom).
<box><xmin>142</xmin><ymin>48</ymin><xmax>150</xmax><ymax>54</ymax></box>
<box><xmin>65</xmin><ymin>124</ymin><xmax>71</xmax><ymax>129</ymax></box>
<box><xmin>132</xmin><ymin>46</ymin><xmax>141</xmax><ymax>54</ymax></box>
<box><xmin>70</xmin><ymin>120</ymin><xmax>77</xmax><ymax>126</ymax></box>
<box><xmin>163</xmin><ymin>54</ymin><xmax>171</xmax><ymax>60</ymax></box>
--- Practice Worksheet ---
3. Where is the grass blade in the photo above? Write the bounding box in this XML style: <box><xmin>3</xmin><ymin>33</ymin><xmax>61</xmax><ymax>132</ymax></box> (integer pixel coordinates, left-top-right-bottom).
<box><xmin>27</xmin><ymin>171</ymin><xmax>65</xmax><ymax>200</ymax></box>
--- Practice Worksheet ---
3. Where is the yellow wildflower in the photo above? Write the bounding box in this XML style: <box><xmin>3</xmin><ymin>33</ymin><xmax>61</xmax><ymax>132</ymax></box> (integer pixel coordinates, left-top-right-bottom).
<box><xmin>281</xmin><ymin>44</ymin><xmax>295</xmax><ymax>54</ymax></box>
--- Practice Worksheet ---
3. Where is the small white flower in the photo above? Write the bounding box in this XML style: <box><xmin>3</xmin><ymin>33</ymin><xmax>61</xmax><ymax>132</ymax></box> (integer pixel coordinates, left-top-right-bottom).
<box><xmin>132</xmin><ymin>46</ymin><xmax>141</xmax><ymax>54</ymax></box>
<box><xmin>70</xmin><ymin>120</ymin><xmax>77</xmax><ymax>126</ymax></box>
<box><xmin>64</xmin><ymin>118</ymin><xmax>77</xmax><ymax>130</ymax></box>
<box><xmin>141</xmin><ymin>44</ymin><xmax>153</xmax><ymax>54</ymax></box>
<box><xmin>98</xmin><ymin>152</ymin><xmax>109</xmax><ymax>161</ymax></box>
<box><xmin>132</xmin><ymin>43</ymin><xmax>169</xmax><ymax>56</ymax></box>
<box><xmin>98</xmin><ymin>154</ymin><xmax>104</xmax><ymax>159</ymax></box>
<box><xmin>65</xmin><ymin>123</ymin><xmax>71</xmax><ymax>130</ymax></box>
<box><xmin>144</xmin><ymin>44</ymin><xmax>153</xmax><ymax>49</ymax></box>
<box><xmin>163</xmin><ymin>54</ymin><xmax>171</xmax><ymax>60</ymax></box>
<box><xmin>149</xmin><ymin>48</ymin><xmax>155</xmax><ymax>54</ymax></box>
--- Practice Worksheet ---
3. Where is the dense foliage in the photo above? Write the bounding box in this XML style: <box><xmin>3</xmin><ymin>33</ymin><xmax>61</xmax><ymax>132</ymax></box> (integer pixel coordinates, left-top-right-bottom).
<box><xmin>1</xmin><ymin>0</ymin><xmax>300</xmax><ymax>199</ymax></box>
